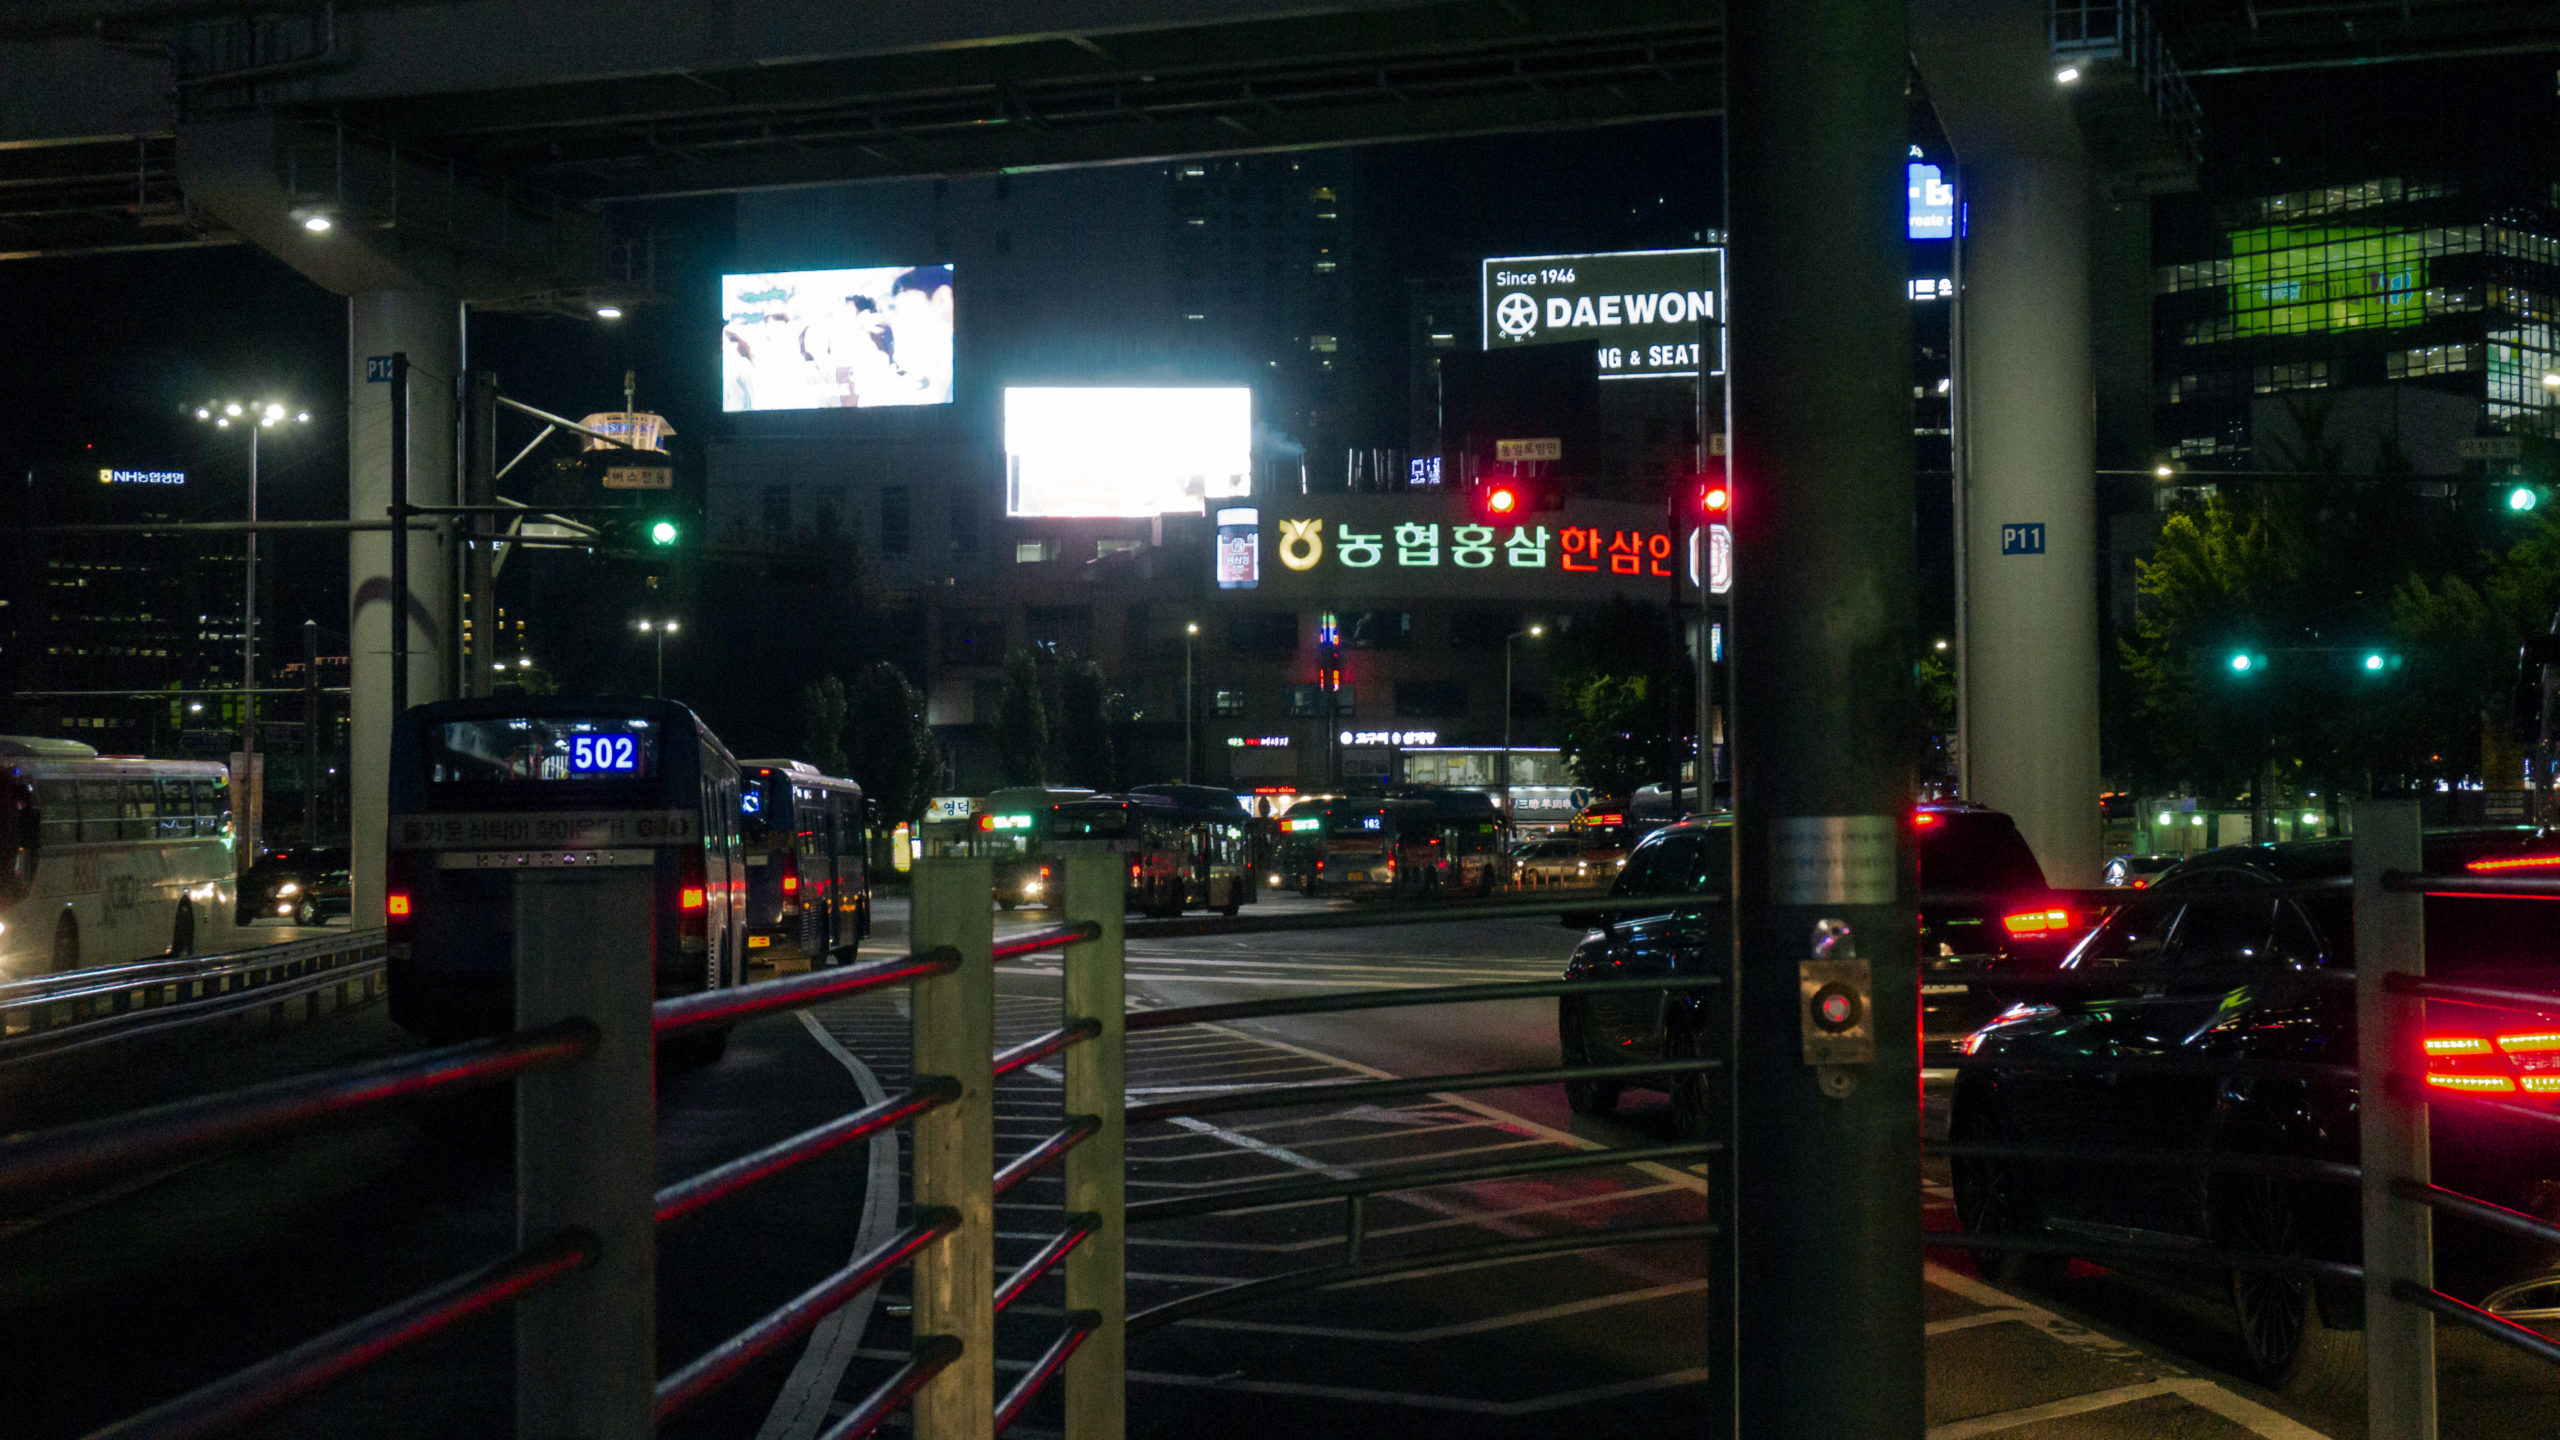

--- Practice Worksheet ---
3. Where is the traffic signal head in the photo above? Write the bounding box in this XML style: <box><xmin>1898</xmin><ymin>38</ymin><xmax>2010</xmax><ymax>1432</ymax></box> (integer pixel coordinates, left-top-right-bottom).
<box><xmin>2227</xmin><ymin>650</ymin><xmax>2266</xmax><ymax>675</ymax></box>
<box><xmin>648</xmin><ymin>518</ymin><xmax>680</xmax><ymax>547</ymax></box>
<box><xmin>1483</xmin><ymin>482</ymin><xmax>1522</xmax><ymax>518</ymax></box>
<box><xmin>2507</xmin><ymin>485</ymin><xmax>2541</xmax><ymax>514</ymax></box>
<box><xmin>1702</xmin><ymin>483</ymin><xmax>1730</xmax><ymax>516</ymax></box>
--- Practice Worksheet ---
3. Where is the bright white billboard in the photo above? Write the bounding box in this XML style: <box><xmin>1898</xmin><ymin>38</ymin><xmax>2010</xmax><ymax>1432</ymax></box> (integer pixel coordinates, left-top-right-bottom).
<box><xmin>721</xmin><ymin>265</ymin><xmax>954</xmax><ymax>411</ymax></box>
<box><xmin>1004</xmin><ymin>387</ymin><xmax>1252</xmax><ymax>518</ymax></box>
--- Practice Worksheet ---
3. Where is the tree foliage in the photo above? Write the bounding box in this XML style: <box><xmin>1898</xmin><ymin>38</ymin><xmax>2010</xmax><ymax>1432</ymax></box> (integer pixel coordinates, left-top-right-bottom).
<box><xmin>2121</xmin><ymin>484</ymin><xmax>2560</xmax><ymax>800</ymax></box>
<box><xmin>1550</xmin><ymin>597</ymin><xmax>1693</xmax><ymax>799</ymax></box>
<box><xmin>800</xmin><ymin>674</ymin><xmax>850</xmax><ymax>778</ymax></box>
<box><xmin>844</xmin><ymin>662</ymin><xmax>940</xmax><ymax>831</ymax></box>
<box><xmin>1048</xmin><ymin>657</ymin><xmax>1119</xmax><ymax>790</ymax></box>
<box><xmin>993</xmin><ymin>649</ymin><xmax>1050</xmax><ymax>786</ymax></box>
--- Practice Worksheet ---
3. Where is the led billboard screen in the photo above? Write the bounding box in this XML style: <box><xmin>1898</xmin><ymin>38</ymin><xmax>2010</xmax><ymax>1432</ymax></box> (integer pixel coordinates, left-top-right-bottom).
<box><xmin>1908</xmin><ymin>162</ymin><xmax>1955</xmax><ymax>239</ymax></box>
<box><xmin>720</xmin><ymin>266</ymin><xmax>954</xmax><ymax>411</ymax></box>
<box><xmin>1481</xmin><ymin>248</ymin><xmax>1724</xmax><ymax>380</ymax></box>
<box><xmin>1003</xmin><ymin>387</ymin><xmax>1252</xmax><ymax>518</ymax></box>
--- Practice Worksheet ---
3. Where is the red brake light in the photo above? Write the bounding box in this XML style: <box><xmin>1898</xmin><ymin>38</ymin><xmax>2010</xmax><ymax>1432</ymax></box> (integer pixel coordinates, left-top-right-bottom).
<box><xmin>2428</xmin><ymin>1073</ymin><xmax>2517</xmax><ymax>1093</ymax></box>
<box><xmin>680</xmin><ymin>886</ymin><xmax>707</xmax><ymax>911</ymax></box>
<box><xmin>2001</xmin><ymin>908</ymin><xmax>2073</xmax><ymax>936</ymax></box>
<box><xmin>2426</xmin><ymin>1036</ymin><xmax>2492</xmax><ymax>1055</ymax></box>
<box><xmin>1913</xmin><ymin>813</ymin><xmax>1939</xmax><ymax>829</ymax></box>
<box><xmin>386</xmin><ymin>894</ymin><xmax>411</xmax><ymax>919</ymax></box>
<box><xmin>2498</xmin><ymin>1032</ymin><xmax>2560</xmax><ymax>1053</ymax></box>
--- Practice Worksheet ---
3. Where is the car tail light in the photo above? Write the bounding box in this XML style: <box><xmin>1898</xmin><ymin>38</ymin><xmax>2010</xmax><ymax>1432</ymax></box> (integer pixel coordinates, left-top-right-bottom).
<box><xmin>2466</xmin><ymin>854</ymin><xmax>2560</xmax><ymax>872</ymax></box>
<box><xmin>781</xmin><ymin>854</ymin><xmax>800</xmax><ymax>894</ymax></box>
<box><xmin>2001</xmin><ymin>907</ymin><xmax>2074</xmax><ymax>936</ymax></box>
<box><xmin>2425</xmin><ymin>1029</ymin><xmax>2560</xmax><ymax>1100</ymax></box>
<box><xmin>386</xmin><ymin>894</ymin><xmax>411</xmax><ymax>920</ymax></box>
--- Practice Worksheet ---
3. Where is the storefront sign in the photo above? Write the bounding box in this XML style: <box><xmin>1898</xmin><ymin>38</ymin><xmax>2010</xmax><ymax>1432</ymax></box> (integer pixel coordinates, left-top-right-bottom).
<box><xmin>1233</xmin><ymin>495</ymin><xmax>1705</xmax><ymax>604</ymax></box>
<box><xmin>1340</xmin><ymin>729</ymin><xmax>1439</xmax><ymax>747</ymax></box>
<box><xmin>1482</xmin><ymin>248</ymin><xmax>1726</xmax><ymax>380</ymax></box>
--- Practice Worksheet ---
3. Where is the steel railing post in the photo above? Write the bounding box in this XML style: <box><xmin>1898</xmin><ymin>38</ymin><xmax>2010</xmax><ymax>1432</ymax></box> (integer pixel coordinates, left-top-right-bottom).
<box><xmin>1059</xmin><ymin>850</ymin><xmax>1127</xmax><ymax>1440</ymax></box>
<box><xmin>2354</xmin><ymin>798</ymin><xmax>2435</xmax><ymax>1437</ymax></box>
<box><xmin>910</xmin><ymin>858</ymin><xmax>995</xmax><ymax>1440</ymax></box>
<box><xmin>515</xmin><ymin>865</ymin><xmax>656</xmax><ymax>1440</ymax></box>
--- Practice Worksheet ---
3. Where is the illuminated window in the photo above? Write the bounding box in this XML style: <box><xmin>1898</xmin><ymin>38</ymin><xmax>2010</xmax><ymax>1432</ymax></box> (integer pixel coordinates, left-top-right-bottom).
<box><xmin>1212</xmin><ymin>688</ymin><xmax>1246</xmax><ymax>717</ymax></box>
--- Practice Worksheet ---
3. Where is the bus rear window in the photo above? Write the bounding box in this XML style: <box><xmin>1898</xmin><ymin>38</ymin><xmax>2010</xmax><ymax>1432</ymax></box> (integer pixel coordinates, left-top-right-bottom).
<box><xmin>425</xmin><ymin>718</ymin><xmax>661</xmax><ymax>786</ymax></box>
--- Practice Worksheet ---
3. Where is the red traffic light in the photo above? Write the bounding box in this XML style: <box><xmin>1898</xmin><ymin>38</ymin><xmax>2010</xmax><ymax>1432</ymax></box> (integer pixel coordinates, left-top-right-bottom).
<box><xmin>1485</xmin><ymin>483</ymin><xmax>1521</xmax><ymax>517</ymax></box>
<box><xmin>1702</xmin><ymin>484</ymin><xmax>1730</xmax><ymax>515</ymax></box>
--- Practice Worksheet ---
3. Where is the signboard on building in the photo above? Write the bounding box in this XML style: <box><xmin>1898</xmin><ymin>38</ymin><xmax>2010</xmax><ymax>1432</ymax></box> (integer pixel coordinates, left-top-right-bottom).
<box><xmin>1495</xmin><ymin>438</ymin><xmax>1562</xmax><ymax>463</ymax></box>
<box><xmin>1481</xmin><ymin>248</ymin><xmax>1726</xmax><ymax>380</ymax></box>
<box><xmin>578</xmin><ymin>412</ymin><xmax>676</xmax><ymax>452</ymax></box>
<box><xmin>1238</xmin><ymin>494</ymin><xmax>1706</xmax><ymax>603</ymax></box>
<box><xmin>1907</xmin><ymin>159</ymin><xmax>1956</xmax><ymax>240</ymax></box>
<box><xmin>98</xmin><ymin>468</ymin><xmax>185</xmax><ymax>486</ymax></box>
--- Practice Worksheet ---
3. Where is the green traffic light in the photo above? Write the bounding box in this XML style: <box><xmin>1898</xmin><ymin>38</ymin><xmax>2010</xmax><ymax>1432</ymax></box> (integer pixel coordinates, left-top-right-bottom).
<box><xmin>2508</xmin><ymin>486</ymin><xmax>2541</xmax><ymax>513</ymax></box>
<box><xmin>648</xmin><ymin>519</ymin><xmax>679</xmax><ymax>546</ymax></box>
<box><xmin>2363</xmin><ymin>652</ymin><xmax>2385</xmax><ymax>672</ymax></box>
<box><xmin>2228</xmin><ymin>652</ymin><xmax>2254</xmax><ymax>673</ymax></box>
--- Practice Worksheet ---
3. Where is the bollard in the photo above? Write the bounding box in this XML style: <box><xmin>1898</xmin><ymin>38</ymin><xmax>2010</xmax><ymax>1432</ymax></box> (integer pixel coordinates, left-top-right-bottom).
<box><xmin>1059</xmin><ymin>851</ymin><xmax>1127</xmax><ymax>1440</ymax></box>
<box><xmin>515</xmin><ymin>865</ymin><xmax>656</xmax><ymax>1440</ymax></box>
<box><xmin>2354</xmin><ymin>799</ymin><xmax>2435</xmax><ymax>1438</ymax></box>
<box><xmin>910</xmin><ymin>858</ymin><xmax>996</xmax><ymax>1440</ymax></box>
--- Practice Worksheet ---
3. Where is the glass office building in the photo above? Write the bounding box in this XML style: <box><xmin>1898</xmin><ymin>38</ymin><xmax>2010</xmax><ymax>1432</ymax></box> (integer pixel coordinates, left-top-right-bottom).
<box><xmin>2154</xmin><ymin>176</ymin><xmax>2560</xmax><ymax>468</ymax></box>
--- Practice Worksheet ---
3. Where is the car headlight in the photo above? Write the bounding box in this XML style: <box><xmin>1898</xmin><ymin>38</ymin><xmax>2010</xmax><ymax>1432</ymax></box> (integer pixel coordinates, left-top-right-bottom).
<box><xmin>277</xmin><ymin>882</ymin><xmax>302</xmax><ymax>897</ymax></box>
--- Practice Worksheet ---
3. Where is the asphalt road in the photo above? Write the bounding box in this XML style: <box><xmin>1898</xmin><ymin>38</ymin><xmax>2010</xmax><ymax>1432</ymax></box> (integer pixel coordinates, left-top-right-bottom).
<box><xmin>2</xmin><ymin>899</ymin><xmax>2555</xmax><ymax>1437</ymax></box>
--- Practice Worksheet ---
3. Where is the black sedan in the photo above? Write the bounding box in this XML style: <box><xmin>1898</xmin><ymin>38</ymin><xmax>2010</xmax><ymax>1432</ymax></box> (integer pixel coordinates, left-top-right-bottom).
<box><xmin>1950</xmin><ymin>830</ymin><xmax>2560</xmax><ymax>1395</ymax></box>
<box><xmin>1558</xmin><ymin>805</ymin><xmax>2080</xmax><ymax>1130</ymax></box>
<box><xmin>236</xmin><ymin>846</ymin><xmax>351</xmax><ymax>926</ymax></box>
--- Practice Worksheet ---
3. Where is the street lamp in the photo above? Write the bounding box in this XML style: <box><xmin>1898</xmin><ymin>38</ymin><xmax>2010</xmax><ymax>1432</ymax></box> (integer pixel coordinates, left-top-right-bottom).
<box><xmin>636</xmin><ymin>619</ymin><xmax>680</xmax><ymax>699</ymax></box>
<box><xmin>1502</xmin><ymin>624</ymin><xmax>1545</xmax><ymax>815</ymax></box>
<box><xmin>195</xmin><ymin>397</ymin><xmax>308</xmax><ymax>862</ymax></box>
<box><xmin>1184</xmin><ymin>622</ymin><xmax>1201</xmax><ymax>784</ymax></box>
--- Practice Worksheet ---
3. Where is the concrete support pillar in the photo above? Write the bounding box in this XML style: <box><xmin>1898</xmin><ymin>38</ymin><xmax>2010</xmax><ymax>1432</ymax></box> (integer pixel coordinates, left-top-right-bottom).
<box><xmin>1916</xmin><ymin>0</ymin><xmax>2104</xmax><ymax>886</ymax></box>
<box><xmin>1725</xmin><ymin>0</ymin><xmax>1922</xmax><ymax>1432</ymax></box>
<box><xmin>348</xmin><ymin>293</ymin><xmax>457</xmax><ymax>928</ymax></box>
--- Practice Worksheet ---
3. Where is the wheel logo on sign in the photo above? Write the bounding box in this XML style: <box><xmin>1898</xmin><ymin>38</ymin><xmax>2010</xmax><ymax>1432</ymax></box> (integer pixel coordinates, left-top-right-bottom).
<box><xmin>1494</xmin><ymin>292</ymin><xmax>1540</xmax><ymax>340</ymax></box>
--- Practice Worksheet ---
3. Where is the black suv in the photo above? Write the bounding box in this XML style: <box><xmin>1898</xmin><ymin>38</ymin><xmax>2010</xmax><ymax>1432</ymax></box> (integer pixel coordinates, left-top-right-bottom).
<box><xmin>1950</xmin><ymin>829</ymin><xmax>2560</xmax><ymax>1394</ymax></box>
<box><xmin>236</xmin><ymin>846</ymin><xmax>352</xmax><ymax>927</ymax></box>
<box><xmin>1558</xmin><ymin>805</ymin><xmax>2074</xmax><ymax>1130</ymax></box>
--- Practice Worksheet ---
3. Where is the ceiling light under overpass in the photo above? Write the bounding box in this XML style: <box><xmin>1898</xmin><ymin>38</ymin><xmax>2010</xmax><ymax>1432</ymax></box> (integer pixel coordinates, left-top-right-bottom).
<box><xmin>302</xmin><ymin>214</ymin><xmax>332</xmax><ymax>233</ymax></box>
<box><xmin>2055</xmin><ymin>66</ymin><xmax>2082</xmax><ymax>84</ymax></box>
<box><xmin>595</xmin><ymin>305</ymin><xmax>623</xmax><ymax>320</ymax></box>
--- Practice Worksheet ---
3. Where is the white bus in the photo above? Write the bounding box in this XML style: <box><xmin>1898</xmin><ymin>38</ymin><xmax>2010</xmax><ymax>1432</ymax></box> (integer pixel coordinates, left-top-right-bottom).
<box><xmin>0</xmin><ymin>737</ymin><xmax>239</xmax><ymax>976</ymax></box>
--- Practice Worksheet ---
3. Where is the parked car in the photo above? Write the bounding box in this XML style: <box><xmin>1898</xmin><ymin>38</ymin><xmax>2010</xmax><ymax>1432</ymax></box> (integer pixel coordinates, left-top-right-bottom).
<box><xmin>1510</xmin><ymin>837</ymin><xmax>1593</xmax><ymax>889</ymax></box>
<box><xmin>236</xmin><ymin>846</ymin><xmax>351</xmax><ymax>927</ymax></box>
<box><xmin>2104</xmin><ymin>852</ymin><xmax>2180</xmax><ymax>888</ymax></box>
<box><xmin>1557</xmin><ymin>804</ymin><xmax>2080</xmax><ymax>1127</ymax></box>
<box><xmin>1950</xmin><ymin>829</ymin><xmax>2560</xmax><ymax>1394</ymax></box>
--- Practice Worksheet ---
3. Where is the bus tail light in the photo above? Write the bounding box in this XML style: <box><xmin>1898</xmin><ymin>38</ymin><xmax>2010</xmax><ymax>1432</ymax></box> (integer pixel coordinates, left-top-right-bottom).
<box><xmin>678</xmin><ymin>848</ymin><xmax>709</xmax><ymax>953</ymax></box>
<box><xmin>387</xmin><ymin>894</ymin><xmax>411</xmax><ymax>920</ymax></box>
<box><xmin>780</xmin><ymin>857</ymin><xmax>800</xmax><ymax>894</ymax></box>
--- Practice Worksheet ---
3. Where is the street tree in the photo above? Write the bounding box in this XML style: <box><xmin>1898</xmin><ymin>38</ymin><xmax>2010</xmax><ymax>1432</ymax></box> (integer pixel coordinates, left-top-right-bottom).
<box><xmin>800</xmin><ymin>674</ymin><xmax>850</xmax><ymax>777</ymax></box>
<box><xmin>994</xmin><ymin>648</ymin><xmax>1049</xmax><ymax>786</ymax></box>
<box><xmin>1050</xmin><ymin>657</ymin><xmax>1118</xmax><ymax>789</ymax></box>
<box><xmin>846</xmin><ymin>662</ymin><xmax>940</xmax><ymax>855</ymax></box>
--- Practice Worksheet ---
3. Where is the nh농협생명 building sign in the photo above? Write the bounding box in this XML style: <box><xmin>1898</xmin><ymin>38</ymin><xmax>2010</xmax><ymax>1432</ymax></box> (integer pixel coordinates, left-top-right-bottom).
<box><xmin>1481</xmin><ymin>248</ymin><xmax>1726</xmax><ymax>380</ymax></box>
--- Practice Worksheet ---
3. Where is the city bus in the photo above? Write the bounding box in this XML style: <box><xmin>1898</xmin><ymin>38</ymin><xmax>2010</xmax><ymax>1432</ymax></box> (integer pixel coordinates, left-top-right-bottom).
<box><xmin>736</xmin><ymin>759</ymin><xmax>869</xmax><ymax>966</ymax></box>
<box><xmin>1308</xmin><ymin>787</ymin><xmax>1510</xmax><ymax>900</ymax></box>
<box><xmin>969</xmin><ymin>785</ymin><xmax>1094</xmax><ymax>909</ymax></box>
<box><xmin>0</xmin><ymin>737</ymin><xmax>239</xmax><ymax>975</ymax></box>
<box><xmin>1040</xmin><ymin>789</ymin><xmax>1261</xmax><ymax>916</ymax></box>
<box><xmin>384</xmin><ymin>698</ymin><xmax>748</xmax><ymax>1044</ymax></box>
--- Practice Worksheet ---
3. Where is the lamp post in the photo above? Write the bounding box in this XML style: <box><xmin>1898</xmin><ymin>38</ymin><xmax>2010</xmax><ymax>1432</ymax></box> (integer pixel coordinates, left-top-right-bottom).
<box><xmin>195</xmin><ymin>398</ymin><xmax>309</xmax><ymax>864</ymax></box>
<box><xmin>1184</xmin><ymin>622</ymin><xmax>1201</xmax><ymax>784</ymax></box>
<box><xmin>1502</xmin><ymin>624</ymin><xmax>1544</xmax><ymax>817</ymax></box>
<box><xmin>636</xmin><ymin>619</ymin><xmax>680</xmax><ymax>698</ymax></box>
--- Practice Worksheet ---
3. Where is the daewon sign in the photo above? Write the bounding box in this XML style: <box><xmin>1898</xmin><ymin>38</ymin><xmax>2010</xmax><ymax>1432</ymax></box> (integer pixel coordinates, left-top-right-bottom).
<box><xmin>1482</xmin><ymin>248</ymin><xmax>1725</xmax><ymax>380</ymax></box>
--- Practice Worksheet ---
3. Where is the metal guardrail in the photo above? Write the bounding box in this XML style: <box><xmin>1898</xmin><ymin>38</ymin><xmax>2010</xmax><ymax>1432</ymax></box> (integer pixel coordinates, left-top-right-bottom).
<box><xmin>30</xmin><ymin>817</ymin><xmax>2560</xmax><ymax>1438</ymax></box>
<box><xmin>1932</xmin><ymin>802</ymin><xmax>2560</xmax><ymax>1438</ymax></box>
<box><xmin>0</xmin><ymin>927</ymin><xmax>386</xmax><ymax>1063</ymax></box>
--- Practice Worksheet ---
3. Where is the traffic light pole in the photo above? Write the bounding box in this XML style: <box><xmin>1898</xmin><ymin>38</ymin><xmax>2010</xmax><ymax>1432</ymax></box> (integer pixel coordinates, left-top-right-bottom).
<box><xmin>1724</xmin><ymin>0</ymin><xmax>1922</xmax><ymax>1435</ymax></box>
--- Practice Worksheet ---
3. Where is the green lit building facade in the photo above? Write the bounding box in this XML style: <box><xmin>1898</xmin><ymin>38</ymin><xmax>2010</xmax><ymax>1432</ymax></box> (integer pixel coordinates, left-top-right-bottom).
<box><xmin>2154</xmin><ymin>175</ymin><xmax>2560</xmax><ymax>470</ymax></box>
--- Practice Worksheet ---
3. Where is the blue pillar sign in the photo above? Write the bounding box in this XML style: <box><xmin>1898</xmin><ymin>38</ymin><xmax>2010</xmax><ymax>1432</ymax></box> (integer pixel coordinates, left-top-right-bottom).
<box><xmin>2000</xmin><ymin>522</ymin><xmax>2046</xmax><ymax>556</ymax></box>
<box><xmin>365</xmin><ymin>355</ymin><xmax>396</xmax><ymax>383</ymax></box>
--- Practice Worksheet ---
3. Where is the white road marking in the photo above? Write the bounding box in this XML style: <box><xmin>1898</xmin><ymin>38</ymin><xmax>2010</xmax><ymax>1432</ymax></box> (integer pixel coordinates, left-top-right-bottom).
<box><xmin>1174</xmin><ymin>1278</ymin><xmax>1716</xmax><ymax>1340</ymax></box>
<box><xmin>1119</xmin><ymin>1362</ymin><xmax>1720</xmax><ymax>1414</ymax></box>
<box><xmin>755</xmin><ymin>1010</ymin><xmax>900</xmax><ymax>1440</ymax></box>
<box><xmin>1927</xmin><ymin>1380</ymin><xmax>2182</xmax><ymax>1439</ymax></box>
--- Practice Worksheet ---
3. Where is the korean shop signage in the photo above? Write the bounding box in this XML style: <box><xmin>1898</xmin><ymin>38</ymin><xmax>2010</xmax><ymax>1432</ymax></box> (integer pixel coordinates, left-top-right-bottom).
<box><xmin>1233</xmin><ymin>496</ymin><xmax>1700</xmax><ymax>603</ymax></box>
